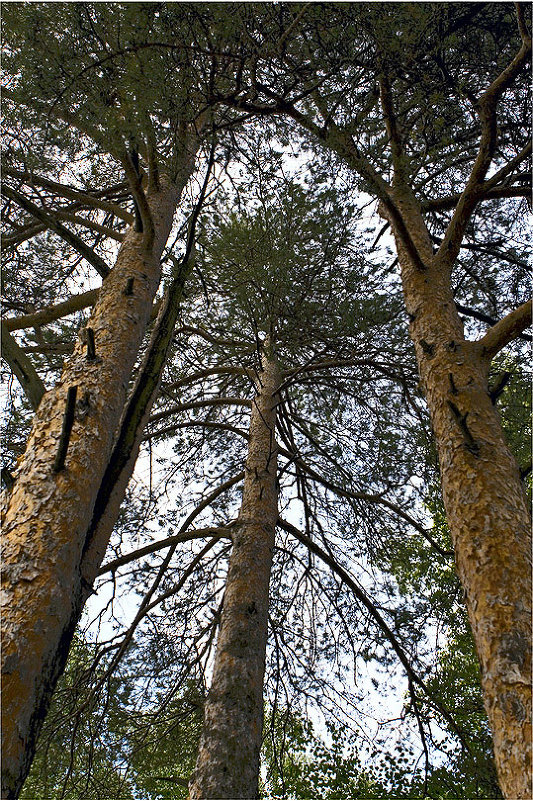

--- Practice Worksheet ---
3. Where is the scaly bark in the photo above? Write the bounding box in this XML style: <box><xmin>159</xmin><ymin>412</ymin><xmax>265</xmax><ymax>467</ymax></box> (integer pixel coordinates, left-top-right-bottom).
<box><xmin>80</xmin><ymin>142</ymin><xmax>215</xmax><ymax>591</ymax></box>
<box><xmin>189</xmin><ymin>341</ymin><xmax>281</xmax><ymax>800</ymax></box>
<box><xmin>1</xmin><ymin>147</ymin><xmax>196</xmax><ymax>798</ymax></box>
<box><xmin>381</xmin><ymin>185</ymin><xmax>532</xmax><ymax>799</ymax></box>
<box><xmin>78</xmin><ymin>264</ymin><xmax>193</xmax><ymax>594</ymax></box>
<box><xmin>3</xmin><ymin>289</ymin><xmax>100</xmax><ymax>333</ymax></box>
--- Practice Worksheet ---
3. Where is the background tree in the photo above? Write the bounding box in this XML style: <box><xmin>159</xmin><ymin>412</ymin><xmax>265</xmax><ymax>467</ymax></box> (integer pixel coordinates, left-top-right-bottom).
<box><xmin>262</xmin><ymin>710</ymin><xmax>384</xmax><ymax>800</ymax></box>
<box><xmin>19</xmin><ymin>634</ymin><xmax>204</xmax><ymax>801</ymax></box>
<box><xmin>20</xmin><ymin>636</ymin><xmax>137</xmax><ymax>801</ymax></box>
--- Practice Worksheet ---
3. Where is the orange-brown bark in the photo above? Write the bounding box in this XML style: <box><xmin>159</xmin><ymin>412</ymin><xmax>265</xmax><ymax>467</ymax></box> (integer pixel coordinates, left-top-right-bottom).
<box><xmin>1</xmin><ymin>163</ymin><xmax>194</xmax><ymax>798</ymax></box>
<box><xmin>3</xmin><ymin>289</ymin><xmax>100</xmax><ymax>332</ymax></box>
<box><xmin>382</xmin><ymin>186</ymin><xmax>532</xmax><ymax>799</ymax></box>
<box><xmin>189</xmin><ymin>342</ymin><xmax>281</xmax><ymax>800</ymax></box>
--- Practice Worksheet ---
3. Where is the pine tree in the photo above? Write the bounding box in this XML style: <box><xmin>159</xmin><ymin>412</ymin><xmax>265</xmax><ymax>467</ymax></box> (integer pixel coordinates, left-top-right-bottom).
<box><xmin>212</xmin><ymin>5</ymin><xmax>531</xmax><ymax>794</ymax></box>
<box><xmin>2</xmin><ymin>6</ymin><xmax>530</xmax><ymax>798</ymax></box>
<box><xmin>1</xmin><ymin>6</ymin><xmax>220</xmax><ymax>794</ymax></box>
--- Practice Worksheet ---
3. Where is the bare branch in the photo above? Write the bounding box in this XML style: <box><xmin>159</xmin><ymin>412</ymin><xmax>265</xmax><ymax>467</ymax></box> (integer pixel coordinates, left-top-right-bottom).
<box><xmin>423</xmin><ymin>184</ymin><xmax>530</xmax><ymax>212</ymax></box>
<box><xmin>277</xmin><ymin>517</ymin><xmax>464</xmax><ymax>742</ymax></box>
<box><xmin>482</xmin><ymin>140</ymin><xmax>532</xmax><ymax>191</ymax></box>
<box><xmin>288</xmin><ymin>452</ymin><xmax>453</xmax><ymax>558</ymax></box>
<box><xmin>175</xmin><ymin>324</ymin><xmax>253</xmax><ymax>350</ymax></box>
<box><xmin>2</xmin><ymin>222</ymin><xmax>47</xmax><ymax>247</ymax></box>
<box><xmin>478</xmin><ymin>299</ymin><xmax>532</xmax><ymax>359</ymax></box>
<box><xmin>4</xmin><ymin>168</ymin><xmax>133</xmax><ymax>223</ymax></box>
<box><xmin>97</xmin><ymin>527</ymin><xmax>231</xmax><ymax>576</ymax></box>
<box><xmin>3</xmin><ymin>186</ymin><xmax>110</xmax><ymax>279</ymax></box>
<box><xmin>280</xmin><ymin>357</ymin><xmax>408</xmax><ymax>386</ymax></box>
<box><xmin>1</xmin><ymin>322</ymin><xmax>46</xmax><ymax>410</ymax></box>
<box><xmin>81</xmin><ymin>540</ymin><xmax>222</xmax><ymax>713</ymax></box>
<box><xmin>3</xmin><ymin>290</ymin><xmax>100</xmax><ymax>333</ymax></box>
<box><xmin>149</xmin><ymin>397</ymin><xmax>252</xmax><ymax>427</ymax></box>
<box><xmin>56</xmin><ymin>211</ymin><xmax>125</xmax><ymax>242</ymax></box>
<box><xmin>436</xmin><ymin>31</ymin><xmax>531</xmax><ymax>268</ymax></box>
<box><xmin>143</xmin><ymin>419</ymin><xmax>249</xmax><ymax>443</ymax></box>
<box><xmin>164</xmin><ymin>365</ymin><xmax>252</xmax><ymax>392</ymax></box>
<box><xmin>456</xmin><ymin>303</ymin><xmax>532</xmax><ymax>343</ymax></box>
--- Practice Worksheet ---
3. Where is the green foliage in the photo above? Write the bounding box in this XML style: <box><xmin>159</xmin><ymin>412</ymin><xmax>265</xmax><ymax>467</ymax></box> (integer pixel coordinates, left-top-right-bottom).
<box><xmin>417</xmin><ymin>628</ymin><xmax>502</xmax><ymax>800</ymax></box>
<box><xmin>21</xmin><ymin>637</ymin><xmax>135</xmax><ymax>800</ymax></box>
<box><xmin>374</xmin><ymin>486</ymin><xmax>502</xmax><ymax>799</ymax></box>
<box><xmin>21</xmin><ymin>636</ymin><xmax>204</xmax><ymax>800</ymax></box>
<box><xmin>4</xmin><ymin>4</ymin><xmax>530</xmax><ymax>798</ymax></box>
<box><xmin>196</xmin><ymin>178</ymin><xmax>360</xmax><ymax>355</ymax></box>
<box><xmin>370</xmin><ymin>609</ymin><xmax>502</xmax><ymax>799</ymax></box>
<box><xmin>262</xmin><ymin>711</ymin><xmax>384</xmax><ymax>800</ymax></box>
<box><xmin>125</xmin><ymin>682</ymin><xmax>204</xmax><ymax>800</ymax></box>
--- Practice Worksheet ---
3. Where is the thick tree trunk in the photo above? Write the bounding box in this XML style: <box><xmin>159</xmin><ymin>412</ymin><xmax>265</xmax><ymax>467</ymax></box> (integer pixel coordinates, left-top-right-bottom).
<box><xmin>80</xmin><ymin>255</ymin><xmax>197</xmax><ymax>594</ymax></box>
<box><xmin>189</xmin><ymin>341</ymin><xmax>281</xmax><ymax>800</ymax></box>
<box><xmin>1</xmin><ymin>155</ymin><xmax>195</xmax><ymax>798</ymax></box>
<box><xmin>382</xmin><ymin>186</ymin><xmax>532</xmax><ymax>799</ymax></box>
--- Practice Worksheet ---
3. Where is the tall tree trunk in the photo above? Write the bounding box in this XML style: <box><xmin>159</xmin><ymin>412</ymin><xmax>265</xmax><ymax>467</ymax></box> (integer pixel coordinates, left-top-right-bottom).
<box><xmin>381</xmin><ymin>186</ymin><xmax>532</xmax><ymax>799</ymax></box>
<box><xmin>1</xmin><ymin>148</ymin><xmax>196</xmax><ymax>798</ymax></box>
<box><xmin>189</xmin><ymin>340</ymin><xmax>281</xmax><ymax>800</ymax></box>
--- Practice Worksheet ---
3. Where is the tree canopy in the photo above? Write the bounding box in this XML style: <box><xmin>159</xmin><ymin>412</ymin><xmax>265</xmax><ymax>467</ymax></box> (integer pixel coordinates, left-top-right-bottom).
<box><xmin>2</xmin><ymin>4</ymin><xmax>531</xmax><ymax>799</ymax></box>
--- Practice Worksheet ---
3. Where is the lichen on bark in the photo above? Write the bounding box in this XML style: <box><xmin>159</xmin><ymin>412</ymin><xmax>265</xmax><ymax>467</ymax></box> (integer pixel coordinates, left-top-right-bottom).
<box><xmin>381</xmin><ymin>186</ymin><xmax>532</xmax><ymax>800</ymax></box>
<box><xmin>1</xmin><ymin>170</ymin><xmax>193</xmax><ymax>800</ymax></box>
